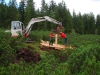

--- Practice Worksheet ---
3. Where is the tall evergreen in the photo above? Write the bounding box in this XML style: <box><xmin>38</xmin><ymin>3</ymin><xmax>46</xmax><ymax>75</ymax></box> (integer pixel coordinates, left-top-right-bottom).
<box><xmin>18</xmin><ymin>0</ymin><xmax>25</xmax><ymax>22</ymax></box>
<box><xmin>3</xmin><ymin>4</ymin><xmax>9</xmax><ymax>28</ymax></box>
<box><xmin>88</xmin><ymin>13</ymin><xmax>95</xmax><ymax>34</ymax></box>
<box><xmin>7</xmin><ymin>0</ymin><xmax>18</xmax><ymax>24</ymax></box>
<box><xmin>96</xmin><ymin>14</ymin><xmax>100</xmax><ymax>35</ymax></box>
<box><xmin>83</xmin><ymin>14</ymin><xmax>90</xmax><ymax>34</ymax></box>
<box><xmin>0</xmin><ymin>0</ymin><xmax>5</xmax><ymax>27</ymax></box>
<box><xmin>83</xmin><ymin>13</ymin><xmax>95</xmax><ymax>34</ymax></box>
<box><xmin>72</xmin><ymin>11</ymin><xmax>77</xmax><ymax>33</ymax></box>
<box><xmin>24</xmin><ymin>0</ymin><xmax>36</xmax><ymax>26</ymax></box>
<box><xmin>37</xmin><ymin>0</ymin><xmax>49</xmax><ymax>30</ymax></box>
<box><xmin>78</xmin><ymin>13</ymin><xmax>84</xmax><ymax>34</ymax></box>
<box><xmin>49</xmin><ymin>0</ymin><xmax>57</xmax><ymax>12</ymax></box>
<box><xmin>57</xmin><ymin>1</ymin><xmax>73</xmax><ymax>33</ymax></box>
<box><xmin>48</xmin><ymin>0</ymin><xmax>57</xmax><ymax>30</ymax></box>
<box><xmin>73</xmin><ymin>12</ymin><xmax>84</xmax><ymax>34</ymax></box>
<box><xmin>40</xmin><ymin>0</ymin><xmax>49</xmax><ymax>16</ymax></box>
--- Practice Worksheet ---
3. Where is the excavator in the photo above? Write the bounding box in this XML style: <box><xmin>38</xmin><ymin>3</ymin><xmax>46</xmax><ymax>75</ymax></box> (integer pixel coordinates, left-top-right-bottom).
<box><xmin>10</xmin><ymin>16</ymin><xmax>71</xmax><ymax>50</ymax></box>
<box><xmin>11</xmin><ymin>16</ymin><xmax>62</xmax><ymax>38</ymax></box>
<box><xmin>9</xmin><ymin>16</ymin><xmax>74</xmax><ymax>50</ymax></box>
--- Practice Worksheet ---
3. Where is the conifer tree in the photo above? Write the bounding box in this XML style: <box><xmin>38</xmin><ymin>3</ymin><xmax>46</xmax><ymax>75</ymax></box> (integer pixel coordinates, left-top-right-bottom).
<box><xmin>40</xmin><ymin>0</ymin><xmax>49</xmax><ymax>16</ymax></box>
<box><xmin>7</xmin><ymin>0</ymin><xmax>18</xmax><ymax>23</ymax></box>
<box><xmin>0</xmin><ymin>0</ymin><xmax>8</xmax><ymax>27</ymax></box>
<box><xmin>83</xmin><ymin>14</ymin><xmax>90</xmax><ymax>34</ymax></box>
<box><xmin>83</xmin><ymin>13</ymin><xmax>95</xmax><ymax>34</ymax></box>
<box><xmin>57</xmin><ymin>1</ymin><xmax>73</xmax><ymax>33</ymax></box>
<box><xmin>73</xmin><ymin>12</ymin><xmax>84</xmax><ymax>34</ymax></box>
<box><xmin>88</xmin><ymin>13</ymin><xmax>95</xmax><ymax>34</ymax></box>
<box><xmin>37</xmin><ymin>0</ymin><xmax>49</xmax><ymax>30</ymax></box>
<box><xmin>48</xmin><ymin>0</ymin><xmax>57</xmax><ymax>30</ymax></box>
<box><xmin>18</xmin><ymin>0</ymin><xmax>25</xmax><ymax>22</ymax></box>
<box><xmin>78</xmin><ymin>13</ymin><xmax>84</xmax><ymax>34</ymax></box>
<box><xmin>96</xmin><ymin>14</ymin><xmax>100</xmax><ymax>35</ymax></box>
<box><xmin>24</xmin><ymin>0</ymin><xmax>36</xmax><ymax>26</ymax></box>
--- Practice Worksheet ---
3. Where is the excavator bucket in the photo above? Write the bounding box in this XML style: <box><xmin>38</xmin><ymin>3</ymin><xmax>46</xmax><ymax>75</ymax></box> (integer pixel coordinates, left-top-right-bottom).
<box><xmin>52</xmin><ymin>24</ymin><xmax>63</xmax><ymax>34</ymax></box>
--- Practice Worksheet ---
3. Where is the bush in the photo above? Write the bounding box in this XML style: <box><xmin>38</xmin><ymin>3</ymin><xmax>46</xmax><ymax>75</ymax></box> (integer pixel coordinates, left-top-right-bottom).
<box><xmin>29</xmin><ymin>30</ymin><xmax>50</xmax><ymax>42</ymax></box>
<box><xmin>67</xmin><ymin>44</ymin><xmax>100</xmax><ymax>75</ymax></box>
<box><xmin>0</xmin><ymin>31</ymin><xmax>24</xmax><ymax>66</ymax></box>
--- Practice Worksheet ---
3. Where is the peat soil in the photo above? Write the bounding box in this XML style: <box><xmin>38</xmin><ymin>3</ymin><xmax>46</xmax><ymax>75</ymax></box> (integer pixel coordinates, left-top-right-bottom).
<box><xmin>14</xmin><ymin>46</ymin><xmax>41</xmax><ymax>64</ymax></box>
<box><xmin>13</xmin><ymin>46</ymin><xmax>58</xmax><ymax>64</ymax></box>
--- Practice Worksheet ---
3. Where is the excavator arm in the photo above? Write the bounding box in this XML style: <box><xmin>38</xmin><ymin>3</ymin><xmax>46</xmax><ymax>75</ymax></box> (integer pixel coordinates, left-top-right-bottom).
<box><xmin>24</xmin><ymin>16</ymin><xmax>62</xmax><ymax>37</ymax></box>
<box><xmin>44</xmin><ymin>16</ymin><xmax>62</xmax><ymax>25</ymax></box>
<box><xmin>10</xmin><ymin>16</ymin><xmax>62</xmax><ymax>37</ymax></box>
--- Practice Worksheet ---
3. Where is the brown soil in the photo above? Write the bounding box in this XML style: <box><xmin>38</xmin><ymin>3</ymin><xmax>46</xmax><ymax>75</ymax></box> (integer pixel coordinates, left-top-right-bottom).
<box><xmin>13</xmin><ymin>45</ymin><xmax>62</xmax><ymax>64</ymax></box>
<box><xmin>15</xmin><ymin>47</ymin><xmax>41</xmax><ymax>63</ymax></box>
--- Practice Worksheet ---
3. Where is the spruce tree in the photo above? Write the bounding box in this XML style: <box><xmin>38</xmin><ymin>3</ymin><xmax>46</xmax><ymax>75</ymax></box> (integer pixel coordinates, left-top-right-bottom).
<box><xmin>57</xmin><ymin>1</ymin><xmax>73</xmax><ymax>33</ymax></box>
<box><xmin>7</xmin><ymin>0</ymin><xmax>18</xmax><ymax>23</ymax></box>
<box><xmin>48</xmin><ymin>0</ymin><xmax>57</xmax><ymax>30</ymax></box>
<box><xmin>83</xmin><ymin>14</ymin><xmax>90</xmax><ymax>34</ymax></box>
<box><xmin>18</xmin><ymin>0</ymin><xmax>25</xmax><ymax>22</ymax></box>
<box><xmin>88</xmin><ymin>13</ymin><xmax>95</xmax><ymax>34</ymax></box>
<box><xmin>24</xmin><ymin>0</ymin><xmax>36</xmax><ymax>26</ymax></box>
<box><xmin>96</xmin><ymin>14</ymin><xmax>100</xmax><ymax>35</ymax></box>
<box><xmin>0</xmin><ymin>0</ymin><xmax>8</xmax><ymax>27</ymax></box>
<box><xmin>37</xmin><ymin>0</ymin><xmax>49</xmax><ymax>30</ymax></box>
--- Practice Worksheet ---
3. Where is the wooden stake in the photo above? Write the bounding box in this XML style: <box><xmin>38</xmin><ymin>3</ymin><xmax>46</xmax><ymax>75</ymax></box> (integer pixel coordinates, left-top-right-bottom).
<box><xmin>55</xmin><ymin>34</ymin><xmax>58</xmax><ymax>45</ymax></box>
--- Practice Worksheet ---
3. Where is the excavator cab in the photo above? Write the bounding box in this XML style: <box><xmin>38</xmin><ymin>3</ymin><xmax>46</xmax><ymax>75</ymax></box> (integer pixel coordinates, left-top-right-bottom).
<box><xmin>11</xmin><ymin>21</ymin><xmax>24</xmax><ymax>37</ymax></box>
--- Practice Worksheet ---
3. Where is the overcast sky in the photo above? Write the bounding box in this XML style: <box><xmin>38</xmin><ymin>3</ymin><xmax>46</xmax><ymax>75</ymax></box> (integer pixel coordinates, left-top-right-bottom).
<box><xmin>16</xmin><ymin>0</ymin><xmax>100</xmax><ymax>17</ymax></box>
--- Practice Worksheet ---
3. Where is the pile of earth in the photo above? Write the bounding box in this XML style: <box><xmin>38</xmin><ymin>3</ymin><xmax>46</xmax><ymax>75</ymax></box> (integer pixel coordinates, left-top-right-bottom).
<box><xmin>15</xmin><ymin>47</ymin><xmax>41</xmax><ymax>63</ymax></box>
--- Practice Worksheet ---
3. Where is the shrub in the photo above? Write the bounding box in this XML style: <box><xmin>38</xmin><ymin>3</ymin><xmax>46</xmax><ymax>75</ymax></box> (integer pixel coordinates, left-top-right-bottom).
<box><xmin>67</xmin><ymin>44</ymin><xmax>100</xmax><ymax>75</ymax></box>
<box><xmin>29</xmin><ymin>30</ymin><xmax>50</xmax><ymax>42</ymax></box>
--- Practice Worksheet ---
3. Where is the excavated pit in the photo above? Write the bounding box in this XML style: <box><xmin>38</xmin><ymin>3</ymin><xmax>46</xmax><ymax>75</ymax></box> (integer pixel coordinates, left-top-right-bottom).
<box><xmin>15</xmin><ymin>47</ymin><xmax>41</xmax><ymax>63</ymax></box>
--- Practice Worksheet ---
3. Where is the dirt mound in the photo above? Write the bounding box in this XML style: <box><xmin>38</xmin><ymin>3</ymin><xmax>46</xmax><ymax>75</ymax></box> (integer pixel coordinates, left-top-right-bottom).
<box><xmin>16</xmin><ymin>48</ymin><xmax>41</xmax><ymax>63</ymax></box>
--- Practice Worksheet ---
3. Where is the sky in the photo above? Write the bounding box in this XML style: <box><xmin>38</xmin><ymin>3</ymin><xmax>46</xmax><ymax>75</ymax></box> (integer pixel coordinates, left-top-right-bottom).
<box><xmin>7</xmin><ymin>0</ymin><xmax>100</xmax><ymax>17</ymax></box>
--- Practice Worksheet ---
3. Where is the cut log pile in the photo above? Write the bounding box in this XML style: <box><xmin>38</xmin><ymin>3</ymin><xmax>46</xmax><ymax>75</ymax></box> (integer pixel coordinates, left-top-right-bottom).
<box><xmin>40</xmin><ymin>40</ymin><xmax>66</xmax><ymax>50</ymax></box>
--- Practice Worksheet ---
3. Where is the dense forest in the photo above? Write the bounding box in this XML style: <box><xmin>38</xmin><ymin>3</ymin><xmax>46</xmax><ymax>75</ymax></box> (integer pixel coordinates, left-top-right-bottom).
<box><xmin>0</xmin><ymin>0</ymin><xmax>100</xmax><ymax>34</ymax></box>
<box><xmin>0</xmin><ymin>0</ymin><xmax>100</xmax><ymax>75</ymax></box>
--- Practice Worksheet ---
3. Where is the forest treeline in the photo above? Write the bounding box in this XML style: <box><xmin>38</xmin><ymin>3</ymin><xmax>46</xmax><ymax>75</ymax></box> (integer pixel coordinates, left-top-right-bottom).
<box><xmin>0</xmin><ymin>0</ymin><xmax>100</xmax><ymax>34</ymax></box>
